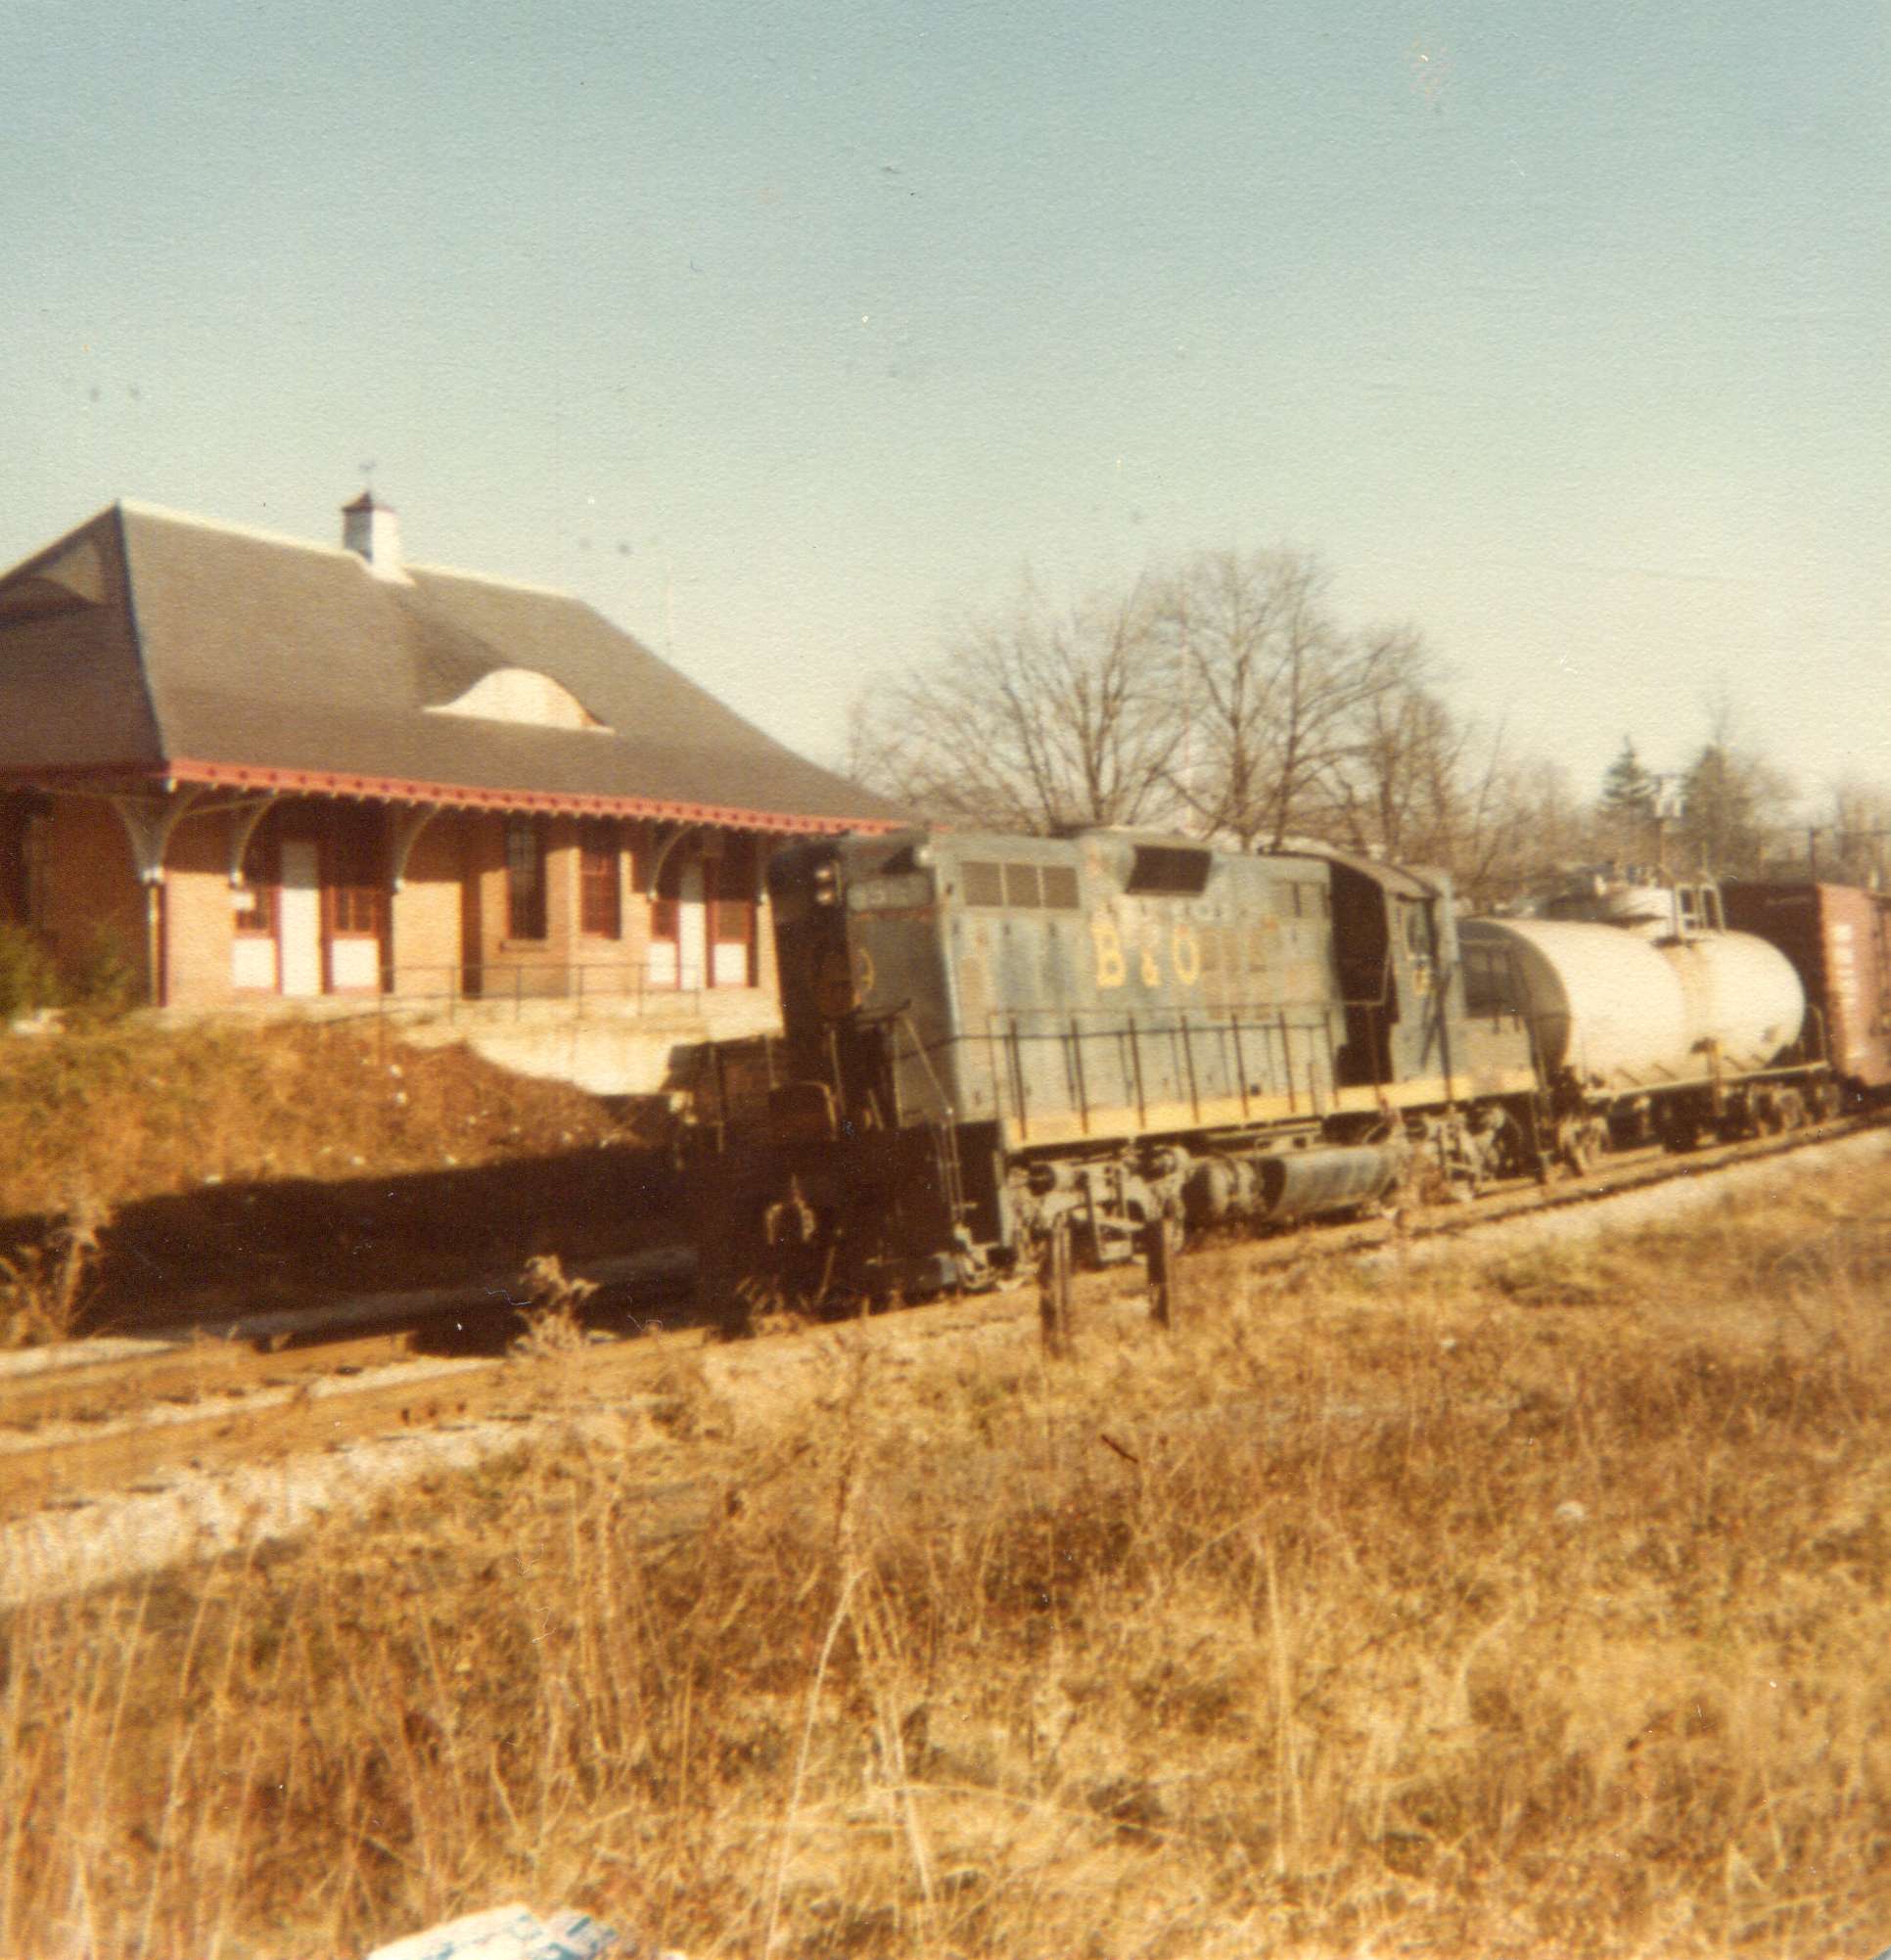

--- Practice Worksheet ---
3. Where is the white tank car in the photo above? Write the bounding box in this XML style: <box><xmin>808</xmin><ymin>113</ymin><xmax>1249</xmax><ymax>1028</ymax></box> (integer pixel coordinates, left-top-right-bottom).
<box><xmin>1459</xmin><ymin>918</ymin><xmax>1805</xmax><ymax>1091</ymax></box>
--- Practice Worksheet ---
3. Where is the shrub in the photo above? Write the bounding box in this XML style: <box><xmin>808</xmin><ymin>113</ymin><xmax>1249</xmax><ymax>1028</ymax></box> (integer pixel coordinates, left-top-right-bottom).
<box><xmin>0</xmin><ymin>922</ymin><xmax>60</xmax><ymax>1021</ymax></box>
<box><xmin>58</xmin><ymin>925</ymin><xmax>142</xmax><ymax>1022</ymax></box>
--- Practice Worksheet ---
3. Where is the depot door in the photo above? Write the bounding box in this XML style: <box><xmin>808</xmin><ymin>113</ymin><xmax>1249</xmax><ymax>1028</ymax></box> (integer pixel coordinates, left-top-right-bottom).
<box><xmin>678</xmin><ymin>859</ymin><xmax>708</xmax><ymax>989</ymax></box>
<box><xmin>278</xmin><ymin>839</ymin><xmax>322</xmax><ymax>997</ymax></box>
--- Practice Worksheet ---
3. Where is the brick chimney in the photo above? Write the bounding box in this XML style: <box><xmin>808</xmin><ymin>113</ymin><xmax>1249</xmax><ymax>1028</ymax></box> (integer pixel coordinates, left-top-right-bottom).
<box><xmin>341</xmin><ymin>489</ymin><xmax>409</xmax><ymax>581</ymax></box>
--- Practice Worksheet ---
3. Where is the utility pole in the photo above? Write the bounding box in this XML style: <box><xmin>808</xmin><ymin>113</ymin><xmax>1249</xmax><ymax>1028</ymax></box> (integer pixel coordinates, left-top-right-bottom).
<box><xmin>1648</xmin><ymin>774</ymin><xmax>1683</xmax><ymax>876</ymax></box>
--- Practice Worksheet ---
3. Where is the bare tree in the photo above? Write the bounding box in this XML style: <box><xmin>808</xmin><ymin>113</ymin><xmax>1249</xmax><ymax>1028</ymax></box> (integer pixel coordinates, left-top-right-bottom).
<box><xmin>1322</xmin><ymin>665</ymin><xmax>1461</xmax><ymax>864</ymax></box>
<box><xmin>843</xmin><ymin>574</ymin><xmax>1176</xmax><ymax>833</ymax></box>
<box><xmin>1821</xmin><ymin>776</ymin><xmax>1891</xmax><ymax>886</ymax></box>
<box><xmin>1155</xmin><ymin>550</ymin><xmax>1415</xmax><ymax>849</ymax></box>
<box><xmin>1322</xmin><ymin>679</ymin><xmax>1591</xmax><ymax>907</ymax></box>
<box><xmin>1676</xmin><ymin>698</ymin><xmax>1793</xmax><ymax>876</ymax></box>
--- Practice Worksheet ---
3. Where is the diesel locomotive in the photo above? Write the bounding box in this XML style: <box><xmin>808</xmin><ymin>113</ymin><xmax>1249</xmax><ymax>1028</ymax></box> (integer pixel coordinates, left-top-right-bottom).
<box><xmin>687</xmin><ymin>829</ymin><xmax>1849</xmax><ymax>1325</ymax></box>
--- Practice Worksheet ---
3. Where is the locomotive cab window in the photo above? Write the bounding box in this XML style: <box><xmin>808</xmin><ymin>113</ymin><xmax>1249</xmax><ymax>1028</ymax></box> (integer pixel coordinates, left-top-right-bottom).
<box><xmin>1462</xmin><ymin>944</ymin><xmax>1517</xmax><ymax>1018</ymax></box>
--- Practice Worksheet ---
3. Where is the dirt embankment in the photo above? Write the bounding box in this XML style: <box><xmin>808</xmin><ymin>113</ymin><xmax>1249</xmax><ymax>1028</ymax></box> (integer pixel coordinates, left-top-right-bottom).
<box><xmin>0</xmin><ymin>1019</ymin><xmax>678</xmax><ymax>1334</ymax></box>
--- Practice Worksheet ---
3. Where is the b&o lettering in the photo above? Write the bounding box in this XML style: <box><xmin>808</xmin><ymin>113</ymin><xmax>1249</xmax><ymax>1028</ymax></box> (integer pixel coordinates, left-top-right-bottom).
<box><xmin>1091</xmin><ymin>912</ymin><xmax>1126</xmax><ymax>989</ymax></box>
<box><xmin>1138</xmin><ymin>925</ymin><xmax>1163</xmax><ymax>988</ymax></box>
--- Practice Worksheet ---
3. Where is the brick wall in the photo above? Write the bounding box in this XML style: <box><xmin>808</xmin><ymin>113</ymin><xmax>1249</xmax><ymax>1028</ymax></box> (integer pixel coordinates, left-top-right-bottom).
<box><xmin>390</xmin><ymin>812</ymin><xmax>465</xmax><ymax>1002</ymax></box>
<box><xmin>40</xmin><ymin>798</ymin><xmax>151</xmax><ymax>999</ymax></box>
<box><xmin>163</xmin><ymin>815</ymin><xmax>236</xmax><ymax>1008</ymax></box>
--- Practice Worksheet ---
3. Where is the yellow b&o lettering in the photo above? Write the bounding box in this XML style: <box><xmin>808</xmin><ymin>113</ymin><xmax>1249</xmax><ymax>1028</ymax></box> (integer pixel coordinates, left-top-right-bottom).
<box><xmin>1091</xmin><ymin>912</ymin><xmax>1126</xmax><ymax>989</ymax></box>
<box><xmin>1138</xmin><ymin>925</ymin><xmax>1163</xmax><ymax>988</ymax></box>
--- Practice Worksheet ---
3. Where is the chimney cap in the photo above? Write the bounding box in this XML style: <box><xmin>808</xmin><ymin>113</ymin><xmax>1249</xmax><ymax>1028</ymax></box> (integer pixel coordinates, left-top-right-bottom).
<box><xmin>342</xmin><ymin>488</ymin><xmax>393</xmax><ymax>515</ymax></box>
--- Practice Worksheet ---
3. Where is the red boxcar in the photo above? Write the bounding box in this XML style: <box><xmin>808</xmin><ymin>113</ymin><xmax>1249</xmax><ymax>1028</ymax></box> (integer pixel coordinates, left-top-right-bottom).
<box><xmin>1723</xmin><ymin>881</ymin><xmax>1891</xmax><ymax>1100</ymax></box>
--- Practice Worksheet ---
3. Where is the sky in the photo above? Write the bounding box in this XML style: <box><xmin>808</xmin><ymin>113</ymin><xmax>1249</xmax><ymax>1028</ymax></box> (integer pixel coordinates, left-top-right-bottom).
<box><xmin>4</xmin><ymin>0</ymin><xmax>1885</xmax><ymax>819</ymax></box>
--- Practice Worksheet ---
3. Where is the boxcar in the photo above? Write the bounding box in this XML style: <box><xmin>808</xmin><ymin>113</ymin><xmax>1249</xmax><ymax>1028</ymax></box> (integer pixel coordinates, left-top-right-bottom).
<box><xmin>1723</xmin><ymin>880</ymin><xmax>1891</xmax><ymax>1102</ymax></box>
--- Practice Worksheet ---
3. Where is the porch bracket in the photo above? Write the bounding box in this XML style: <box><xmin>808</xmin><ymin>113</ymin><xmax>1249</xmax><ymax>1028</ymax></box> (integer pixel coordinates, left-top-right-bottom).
<box><xmin>645</xmin><ymin>820</ymin><xmax>703</xmax><ymax>894</ymax></box>
<box><xmin>107</xmin><ymin>785</ymin><xmax>208</xmax><ymax>886</ymax></box>
<box><xmin>225</xmin><ymin>794</ymin><xmax>282</xmax><ymax>886</ymax></box>
<box><xmin>390</xmin><ymin>804</ymin><xmax>441</xmax><ymax>892</ymax></box>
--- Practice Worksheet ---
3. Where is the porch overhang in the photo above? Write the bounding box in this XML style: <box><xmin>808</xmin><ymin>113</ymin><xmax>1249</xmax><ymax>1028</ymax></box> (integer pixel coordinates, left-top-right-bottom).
<box><xmin>0</xmin><ymin>756</ymin><xmax>900</xmax><ymax>836</ymax></box>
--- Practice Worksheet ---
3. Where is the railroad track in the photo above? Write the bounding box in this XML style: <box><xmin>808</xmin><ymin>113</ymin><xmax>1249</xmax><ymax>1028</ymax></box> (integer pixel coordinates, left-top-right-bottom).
<box><xmin>0</xmin><ymin>1113</ymin><xmax>1883</xmax><ymax>1611</ymax></box>
<box><xmin>1</xmin><ymin>1113</ymin><xmax>1881</xmax><ymax>1533</ymax></box>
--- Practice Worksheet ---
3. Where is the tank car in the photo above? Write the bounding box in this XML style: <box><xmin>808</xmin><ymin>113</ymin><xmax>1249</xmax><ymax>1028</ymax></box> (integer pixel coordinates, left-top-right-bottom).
<box><xmin>1464</xmin><ymin>873</ymin><xmax>1828</xmax><ymax>1151</ymax></box>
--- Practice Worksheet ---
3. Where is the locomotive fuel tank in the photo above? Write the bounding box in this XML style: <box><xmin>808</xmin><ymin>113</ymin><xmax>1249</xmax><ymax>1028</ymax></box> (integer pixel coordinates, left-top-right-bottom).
<box><xmin>1458</xmin><ymin>918</ymin><xmax>1804</xmax><ymax>1090</ymax></box>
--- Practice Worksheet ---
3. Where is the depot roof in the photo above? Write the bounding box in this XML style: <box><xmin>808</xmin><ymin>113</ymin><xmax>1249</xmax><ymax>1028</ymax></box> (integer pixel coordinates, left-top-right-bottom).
<box><xmin>0</xmin><ymin>500</ymin><xmax>905</xmax><ymax>834</ymax></box>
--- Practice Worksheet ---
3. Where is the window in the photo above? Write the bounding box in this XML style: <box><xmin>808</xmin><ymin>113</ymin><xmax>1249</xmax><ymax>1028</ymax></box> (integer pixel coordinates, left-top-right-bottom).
<box><xmin>329</xmin><ymin>807</ymin><xmax>386</xmax><ymax>937</ymax></box>
<box><xmin>1402</xmin><ymin>900</ymin><xmax>1432</xmax><ymax>959</ymax></box>
<box><xmin>578</xmin><ymin>819</ymin><xmax>622</xmax><ymax>938</ymax></box>
<box><xmin>1040</xmin><ymin>865</ymin><xmax>1080</xmax><ymax>910</ymax></box>
<box><xmin>713</xmin><ymin>836</ymin><xmax>757</xmax><ymax>949</ymax></box>
<box><xmin>505</xmin><ymin>818</ymin><xmax>548</xmax><ymax>940</ymax></box>
<box><xmin>1463</xmin><ymin>946</ymin><xmax>1516</xmax><ymax>1018</ymax></box>
<box><xmin>235</xmin><ymin>827</ymin><xmax>276</xmax><ymax>937</ymax></box>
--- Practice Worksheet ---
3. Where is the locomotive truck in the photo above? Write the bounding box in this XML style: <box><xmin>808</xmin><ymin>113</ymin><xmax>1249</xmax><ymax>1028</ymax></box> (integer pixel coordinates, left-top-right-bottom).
<box><xmin>687</xmin><ymin>829</ymin><xmax>1840</xmax><ymax>1325</ymax></box>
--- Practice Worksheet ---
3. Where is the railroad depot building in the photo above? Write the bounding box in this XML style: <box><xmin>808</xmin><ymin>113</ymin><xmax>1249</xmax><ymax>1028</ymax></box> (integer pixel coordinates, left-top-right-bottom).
<box><xmin>0</xmin><ymin>495</ymin><xmax>901</xmax><ymax>1013</ymax></box>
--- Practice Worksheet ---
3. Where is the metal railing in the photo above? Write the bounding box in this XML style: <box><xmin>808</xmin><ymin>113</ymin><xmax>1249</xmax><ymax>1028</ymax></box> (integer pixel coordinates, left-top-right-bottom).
<box><xmin>217</xmin><ymin>962</ymin><xmax>771</xmax><ymax>1026</ymax></box>
<box><xmin>392</xmin><ymin>961</ymin><xmax>765</xmax><ymax>1019</ymax></box>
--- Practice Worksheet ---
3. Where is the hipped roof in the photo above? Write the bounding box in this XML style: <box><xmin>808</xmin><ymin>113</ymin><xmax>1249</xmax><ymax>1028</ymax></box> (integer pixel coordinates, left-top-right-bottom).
<box><xmin>0</xmin><ymin>501</ymin><xmax>905</xmax><ymax>833</ymax></box>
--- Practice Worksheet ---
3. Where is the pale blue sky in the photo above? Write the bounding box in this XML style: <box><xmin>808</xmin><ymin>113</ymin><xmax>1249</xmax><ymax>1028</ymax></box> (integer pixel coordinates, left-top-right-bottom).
<box><xmin>5</xmin><ymin>0</ymin><xmax>1885</xmax><ymax>813</ymax></box>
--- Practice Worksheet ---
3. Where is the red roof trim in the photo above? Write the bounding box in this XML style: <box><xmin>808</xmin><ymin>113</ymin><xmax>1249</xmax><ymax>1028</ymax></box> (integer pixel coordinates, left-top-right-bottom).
<box><xmin>154</xmin><ymin>756</ymin><xmax>899</xmax><ymax>834</ymax></box>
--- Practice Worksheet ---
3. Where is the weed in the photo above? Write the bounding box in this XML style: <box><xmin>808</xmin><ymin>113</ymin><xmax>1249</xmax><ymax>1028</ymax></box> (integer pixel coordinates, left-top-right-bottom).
<box><xmin>0</xmin><ymin>1189</ymin><xmax>107</xmax><ymax>1347</ymax></box>
<box><xmin>510</xmin><ymin>1253</ymin><xmax>597</xmax><ymax>1358</ymax></box>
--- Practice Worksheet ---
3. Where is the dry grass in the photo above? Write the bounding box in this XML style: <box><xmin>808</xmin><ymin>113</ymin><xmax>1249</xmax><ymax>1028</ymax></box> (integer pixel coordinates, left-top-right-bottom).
<box><xmin>3</xmin><ymin>1153</ymin><xmax>1889</xmax><ymax>1957</ymax></box>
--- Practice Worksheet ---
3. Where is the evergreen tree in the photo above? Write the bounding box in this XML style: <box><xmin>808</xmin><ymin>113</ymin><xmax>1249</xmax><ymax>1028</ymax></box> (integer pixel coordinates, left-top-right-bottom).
<box><xmin>1598</xmin><ymin>737</ymin><xmax>1656</xmax><ymax>823</ymax></box>
<box><xmin>1596</xmin><ymin>737</ymin><xmax>1657</xmax><ymax>860</ymax></box>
